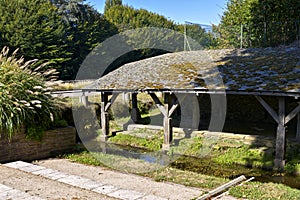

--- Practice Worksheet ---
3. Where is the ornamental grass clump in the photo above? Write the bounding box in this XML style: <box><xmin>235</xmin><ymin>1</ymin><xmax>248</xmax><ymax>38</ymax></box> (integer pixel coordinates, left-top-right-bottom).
<box><xmin>0</xmin><ymin>46</ymin><xmax>60</xmax><ymax>139</ymax></box>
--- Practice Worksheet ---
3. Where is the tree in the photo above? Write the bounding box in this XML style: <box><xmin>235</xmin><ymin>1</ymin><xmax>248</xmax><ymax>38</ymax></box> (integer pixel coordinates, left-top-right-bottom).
<box><xmin>104</xmin><ymin>5</ymin><xmax>176</xmax><ymax>31</ymax></box>
<box><xmin>217</xmin><ymin>0</ymin><xmax>255</xmax><ymax>48</ymax></box>
<box><xmin>0</xmin><ymin>0</ymin><xmax>71</xmax><ymax>72</ymax></box>
<box><xmin>52</xmin><ymin>0</ymin><xmax>118</xmax><ymax>79</ymax></box>
<box><xmin>104</xmin><ymin>0</ymin><xmax>122</xmax><ymax>13</ymax></box>
<box><xmin>250</xmin><ymin>0</ymin><xmax>300</xmax><ymax>46</ymax></box>
<box><xmin>217</xmin><ymin>0</ymin><xmax>300</xmax><ymax>48</ymax></box>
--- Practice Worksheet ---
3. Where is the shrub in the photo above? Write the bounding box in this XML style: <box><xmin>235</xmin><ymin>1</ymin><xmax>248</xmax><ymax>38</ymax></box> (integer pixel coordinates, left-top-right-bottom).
<box><xmin>0</xmin><ymin>47</ymin><xmax>60</xmax><ymax>139</ymax></box>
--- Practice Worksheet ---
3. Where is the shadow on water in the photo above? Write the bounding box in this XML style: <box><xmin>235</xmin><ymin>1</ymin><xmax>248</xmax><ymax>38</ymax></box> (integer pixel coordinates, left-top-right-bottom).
<box><xmin>86</xmin><ymin>140</ymin><xmax>300</xmax><ymax>189</ymax></box>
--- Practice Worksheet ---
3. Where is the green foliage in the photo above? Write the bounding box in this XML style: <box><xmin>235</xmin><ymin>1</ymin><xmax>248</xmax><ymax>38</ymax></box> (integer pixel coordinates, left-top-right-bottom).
<box><xmin>105</xmin><ymin>5</ymin><xmax>177</xmax><ymax>31</ymax></box>
<box><xmin>54</xmin><ymin>0</ymin><xmax>118</xmax><ymax>79</ymax></box>
<box><xmin>0</xmin><ymin>47</ymin><xmax>59</xmax><ymax>139</ymax></box>
<box><xmin>218</xmin><ymin>0</ymin><xmax>300</xmax><ymax>48</ymax></box>
<box><xmin>104</xmin><ymin>0</ymin><xmax>122</xmax><ymax>13</ymax></box>
<box><xmin>0</xmin><ymin>0</ymin><xmax>70</xmax><ymax>71</ymax></box>
<box><xmin>0</xmin><ymin>0</ymin><xmax>118</xmax><ymax>80</ymax></box>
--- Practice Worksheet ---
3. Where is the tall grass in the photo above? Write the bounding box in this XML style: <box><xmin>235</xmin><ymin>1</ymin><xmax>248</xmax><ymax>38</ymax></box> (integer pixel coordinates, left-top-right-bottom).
<box><xmin>0</xmin><ymin>46</ymin><xmax>60</xmax><ymax>139</ymax></box>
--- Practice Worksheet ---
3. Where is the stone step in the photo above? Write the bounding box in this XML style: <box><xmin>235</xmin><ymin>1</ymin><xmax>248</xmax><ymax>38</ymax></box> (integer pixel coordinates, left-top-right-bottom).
<box><xmin>0</xmin><ymin>183</ymin><xmax>44</xmax><ymax>200</ymax></box>
<box><xmin>4</xmin><ymin>161</ymin><xmax>168</xmax><ymax>200</ymax></box>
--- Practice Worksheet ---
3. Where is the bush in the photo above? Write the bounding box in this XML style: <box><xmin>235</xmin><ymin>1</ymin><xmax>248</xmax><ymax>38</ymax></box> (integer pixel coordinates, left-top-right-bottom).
<box><xmin>0</xmin><ymin>47</ymin><xmax>60</xmax><ymax>139</ymax></box>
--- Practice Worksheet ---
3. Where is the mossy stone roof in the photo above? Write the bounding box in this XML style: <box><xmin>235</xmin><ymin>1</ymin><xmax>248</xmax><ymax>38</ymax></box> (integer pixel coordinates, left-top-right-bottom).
<box><xmin>95</xmin><ymin>47</ymin><xmax>300</xmax><ymax>94</ymax></box>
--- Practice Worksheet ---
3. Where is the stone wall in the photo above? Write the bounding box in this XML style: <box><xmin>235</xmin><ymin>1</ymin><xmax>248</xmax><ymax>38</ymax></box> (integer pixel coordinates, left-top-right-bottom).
<box><xmin>0</xmin><ymin>127</ymin><xmax>76</xmax><ymax>163</ymax></box>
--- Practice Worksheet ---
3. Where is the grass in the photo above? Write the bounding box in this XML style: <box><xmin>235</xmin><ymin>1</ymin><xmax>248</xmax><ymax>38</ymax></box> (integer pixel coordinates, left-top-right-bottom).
<box><xmin>63</xmin><ymin>149</ymin><xmax>227</xmax><ymax>189</ymax></box>
<box><xmin>108</xmin><ymin>129</ymin><xmax>164</xmax><ymax>151</ymax></box>
<box><xmin>229</xmin><ymin>182</ymin><xmax>300</xmax><ymax>200</ymax></box>
<box><xmin>63</xmin><ymin>147</ymin><xmax>300</xmax><ymax>199</ymax></box>
<box><xmin>62</xmin><ymin>134</ymin><xmax>300</xmax><ymax>199</ymax></box>
<box><xmin>108</xmin><ymin>129</ymin><xmax>300</xmax><ymax>175</ymax></box>
<box><xmin>212</xmin><ymin>145</ymin><xmax>274</xmax><ymax>168</ymax></box>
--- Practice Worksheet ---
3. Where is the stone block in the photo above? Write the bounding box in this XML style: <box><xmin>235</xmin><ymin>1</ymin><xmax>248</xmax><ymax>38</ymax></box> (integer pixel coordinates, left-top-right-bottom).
<box><xmin>92</xmin><ymin>185</ymin><xmax>119</xmax><ymax>195</ymax></box>
<box><xmin>108</xmin><ymin>189</ymin><xmax>145</xmax><ymax>200</ymax></box>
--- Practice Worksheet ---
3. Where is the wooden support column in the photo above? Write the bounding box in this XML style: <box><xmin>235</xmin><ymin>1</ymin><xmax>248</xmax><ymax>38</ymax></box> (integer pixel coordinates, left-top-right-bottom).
<box><xmin>163</xmin><ymin>93</ymin><xmax>172</xmax><ymax>150</ymax></box>
<box><xmin>131</xmin><ymin>93</ymin><xmax>140</xmax><ymax>123</ymax></box>
<box><xmin>100</xmin><ymin>92</ymin><xmax>119</xmax><ymax>141</ymax></box>
<box><xmin>274</xmin><ymin>97</ymin><xmax>286</xmax><ymax>170</ymax></box>
<box><xmin>101</xmin><ymin>93</ymin><xmax>109</xmax><ymax>141</ymax></box>
<box><xmin>81</xmin><ymin>96</ymin><xmax>89</xmax><ymax>107</ymax></box>
<box><xmin>297</xmin><ymin>112</ymin><xmax>300</xmax><ymax>142</ymax></box>
<box><xmin>192</xmin><ymin>96</ymin><xmax>200</xmax><ymax>129</ymax></box>
<box><xmin>255</xmin><ymin>96</ymin><xmax>300</xmax><ymax>169</ymax></box>
<box><xmin>149</xmin><ymin>93</ymin><xmax>179</xmax><ymax>150</ymax></box>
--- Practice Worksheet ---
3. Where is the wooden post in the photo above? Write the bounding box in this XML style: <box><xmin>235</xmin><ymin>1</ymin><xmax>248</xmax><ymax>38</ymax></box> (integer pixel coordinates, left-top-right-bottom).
<box><xmin>192</xmin><ymin>96</ymin><xmax>199</xmax><ymax>129</ymax></box>
<box><xmin>100</xmin><ymin>93</ymin><xmax>109</xmax><ymax>141</ymax></box>
<box><xmin>297</xmin><ymin>112</ymin><xmax>300</xmax><ymax>142</ymax></box>
<box><xmin>81</xmin><ymin>96</ymin><xmax>88</xmax><ymax>107</ymax></box>
<box><xmin>149</xmin><ymin>93</ymin><xmax>178</xmax><ymax>150</ymax></box>
<box><xmin>131</xmin><ymin>93</ymin><xmax>140</xmax><ymax>123</ymax></box>
<box><xmin>163</xmin><ymin>93</ymin><xmax>172</xmax><ymax>150</ymax></box>
<box><xmin>256</xmin><ymin>96</ymin><xmax>300</xmax><ymax>168</ymax></box>
<box><xmin>274</xmin><ymin>97</ymin><xmax>286</xmax><ymax>170</ymax></box>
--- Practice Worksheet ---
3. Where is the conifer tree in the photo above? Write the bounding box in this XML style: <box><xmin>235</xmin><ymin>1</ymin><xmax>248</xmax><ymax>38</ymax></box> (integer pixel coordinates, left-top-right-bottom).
<box><xmin>104</xmin><ymin>0</ymin><xmax>122</xmax><ymax>13</ymax></box>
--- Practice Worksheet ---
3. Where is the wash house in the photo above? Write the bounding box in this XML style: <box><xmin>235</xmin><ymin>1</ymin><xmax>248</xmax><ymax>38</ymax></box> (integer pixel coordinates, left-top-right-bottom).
<box><xmin>56</xmin><ymin>47</ymin><xmax>300</xmax><ymax>169</ymax></box>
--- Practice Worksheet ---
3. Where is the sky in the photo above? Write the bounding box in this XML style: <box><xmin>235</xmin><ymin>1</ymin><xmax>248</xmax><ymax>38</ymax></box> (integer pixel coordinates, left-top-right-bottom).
<box><xmin>87</xmin><ymin>0</ymin><xmax>228</xmax><ymax>25</ymax></box>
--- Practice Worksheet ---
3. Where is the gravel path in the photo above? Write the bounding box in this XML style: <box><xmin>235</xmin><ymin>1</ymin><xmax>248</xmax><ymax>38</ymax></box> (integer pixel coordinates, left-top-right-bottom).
<box><xmin>35</xmin><ymin>158</ymin><xmax>203</xmax><ymax>200</ymax></box>
<box><xmin>0</xmin><ymin>159</ymin><xmax>238</xmax><ymax>200</ymax></box>
<box><xmin>0</xmin><ymin>164</ymin><xmax>116</xmax><ymax>200</ymax></box>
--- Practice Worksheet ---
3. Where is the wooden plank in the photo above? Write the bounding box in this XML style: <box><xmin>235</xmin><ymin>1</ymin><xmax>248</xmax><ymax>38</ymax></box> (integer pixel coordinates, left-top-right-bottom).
<box><xmin>285</xmin><ymin>104</ymin><xmax>300</xmax><ymax>124</ymax></box>
<box><xmin>296</xmin><ymin>113</ymin><xmax>300</xmax><ymax>142</ymax></box>
<box><xmin>197</xmin><ymin>175</ymin><xmax>246</xmax><ymax>200</ymax></box>
<box><xmin>149</xmin><ymin>93</ymin><xmax>167</xmax><ymax>117</ymax></box>
<box><xmin>255</xmin><ymin>95</ymin><xmax>279</xmax><ymax>124</ymax></box>
<box><xmin>274</xmin><ymin>97</ymin><xmax>286</xmax><ymax>170</ymax></box>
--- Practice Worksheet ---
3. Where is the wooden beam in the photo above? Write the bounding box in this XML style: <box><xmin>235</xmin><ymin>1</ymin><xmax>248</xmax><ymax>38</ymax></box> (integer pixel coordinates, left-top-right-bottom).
<box><xmin>197</xmin><ymin>175</ymin><xmax>246</xmax><ymax>200</ymax></box>
<box><xmin>149</xmin><ymin>93</ymin><xmax>167</xmax><ymax>116</ymax></box>
<box><xmin>285</xmin><ymin>104</ymin><xmax>300</xmax><ymax>124</ymax></box>
<box><xmin>100</xmin><ymin>93</ymin><xmax>109</xmax><ymax>140</ymax></box>
<box><xmin>255</xmin><ymin>96</ymin><xmax>279</xmax><ymax>124</ymax></box>
<box><xmin>274</xmin><ymin>97</ymin><xmax>286</xmax><ymax>170</ymax></box>
<box><xmin>168</xmin><ymin>99</ymin><xmax>179</xmax><ymax>117</ymax></box>
<box><xmin>297</xmin><ymin>112</ymin><xmax>300</xmax><ymax>142</ymax></box>
<box><xmin>105</xmin><ymin>93</ymin><xmax>119</xmax><ymax>112</ymax></box>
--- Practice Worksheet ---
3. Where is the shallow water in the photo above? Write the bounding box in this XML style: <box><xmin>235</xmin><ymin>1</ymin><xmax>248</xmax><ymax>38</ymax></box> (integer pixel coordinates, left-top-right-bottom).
<box><xmin>86</xmin><ymin>141</ymin><xmax>300</xmax><ymax>189</ymax></box>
